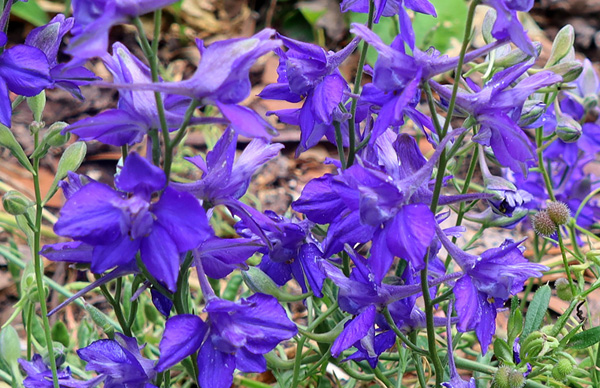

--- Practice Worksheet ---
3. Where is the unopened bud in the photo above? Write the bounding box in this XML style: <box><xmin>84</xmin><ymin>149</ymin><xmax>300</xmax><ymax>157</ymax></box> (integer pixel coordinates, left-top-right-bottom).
<box><xmin>555</xmin><ymin>278</ymin><xmax>573</xmax><ymax>301</ymax></box>
<box><xmin>531</xmin><ymin>211</ymin><xmax>557</xmax><ymax>236</ymax></box>
<box><xmin>583</xmin><ymin>95</ymin><xmax>599</xmax><ymax>110</ymax></box>
<box><xmin>586</xmin><ymin>250</ymin><xmax>600</xmax><ymax>266</ymax></box>
<box><xmin>44</xmin><ymin>122</ymin><xmax>70</xmax><ymax>147</ymax></box>
<box><xmin>2</xmin><ymin>190</ymin><xmax>33</xmax><ymax>215</ymax></box>
<box><xmin>545</xmin><ymin>61</ymin><xmax>583</xmax><ymax>83</ymax></box>
<box><xmin>551</xmin><ymin>358</ymin><xmax>573</xmax><ymax>381</ymax></box>
<box><xmin>27</xmin><ymin>91</ymin><xmax>46</xmax><ymax>122</ymax></box>
<box><xmin>556</xmin><ymin>116</ymin><xmax>582</xmax><ymax>143</ymax></box>
<box><xmin>546</xmin><ymin>25</ymin><xmax>575</xmax><ymax>68</ymax></box>
<box><xmin>546</xmin><ymin>201</ymin><xmax>570</xmax><ymax>225</ymax></box>
<box><xmin>496</xmin><ymin>43</ymin><xmax>542</xmax><ymax>68</ymax></box>
<box><xmin>242</xmin><ymin>267</ymin><xmax>309</xmax><ymax>302</ymax></box>
<box><xmin>518</xmin><ymin>100</ymin><xmax>545</xmax><ymax>127</ymax></box>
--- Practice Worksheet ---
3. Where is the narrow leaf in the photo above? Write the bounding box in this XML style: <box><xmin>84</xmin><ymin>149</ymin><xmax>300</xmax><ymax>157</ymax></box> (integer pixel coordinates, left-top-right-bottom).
<box><xmin>568</xmin><ymin>326</ymin><xmax>600</xmax><ymax>349</ymax></box>
<box><xmin>43</xmin><ymin>142</ymin><xmax>87</xmax><ymax>204</ymax></box>
<box><xmin>0</xmin><ymin>125</ymin><xmax>34</xmax><ymax>173</ymax></box>
<box><xmin>521</xmin><ymin>285</ymin><xmax>551</xmax><ymax>341</ymax></box>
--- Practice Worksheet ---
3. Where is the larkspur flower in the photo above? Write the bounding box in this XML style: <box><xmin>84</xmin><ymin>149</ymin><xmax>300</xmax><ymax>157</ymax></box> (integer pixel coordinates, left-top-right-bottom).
<box><xmin>340</xmin><ymin>0</ymin><xmax>436</xmax><ymax>49</ymax></box>
<box><xmin>65</xmin><ymin>42</ymin><xmax>193</xmax><ymax>146</ymax></box>
<box><xmin>435</xmin><ymin>223</ymin><xmax>548</xmax><ymax>351</ymax></box>
<box><xmin>430</xmin><ymin>60</ymin><xmax>562</xmax><ymax>173</ymax></box>
<box><xmin>258</xmin><ymin>34</ymin><xmax>359</xmax><ymax>154</ymax></box>
<box><xmin>77</xmin><ymin>333</ymin><xmax>157</xmax><ymax>388</ymax></box>
<box><xmin>19</xmin><ymin>354</ymin><xmax>103</xmax><ymax>388</ymax></box>
<box><xmin>155</xmin><ymin>261</ymin><xmax>297</xmax><ymax>388</ymax></box>
<box><xmin>67</xmin><ymin>0</ymin><xmax>179</xmax><ymax>61</ymax></box>
<box><xmin>482</xmin><ymin>0</ymin><xmax>536</xmax><ymax>56</ymax></box>
<box><xmin>24</xmin><ymin>14</ymin><xmax>98</xmax><ymax>99</ymax></box>
<box><xmin>47</xmin><ymin>152</ymin><xmax>212</xmax><ymax>291</ymax></box>
<box><xmin>107</xmin><ymin>30</ymin><xmax>281</xmax><ymax>139</ymax></box>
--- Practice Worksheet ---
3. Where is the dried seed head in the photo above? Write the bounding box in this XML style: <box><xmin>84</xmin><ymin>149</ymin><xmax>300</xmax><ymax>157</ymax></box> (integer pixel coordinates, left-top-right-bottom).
<box><xmin>546</xmin><ymin>201</ymin><xmax>570</xmax><ymax>225</ymax></box>
<box><xmin>531</xmin><ymin>211</ymin><xmax>557</xmax><ymax>236</ymax></box>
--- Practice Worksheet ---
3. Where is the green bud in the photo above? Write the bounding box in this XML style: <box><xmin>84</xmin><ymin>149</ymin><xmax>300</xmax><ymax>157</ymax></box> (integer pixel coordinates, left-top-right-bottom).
<box><xmin>2</xmin><ymin>190</ymin><xmax>34</xmax><ymax>215</ymax></box>
<box><xmin>518</xmin><ymin>100</ymin><xmax>545</xmax><ymax>127</ymax></box>
<box><xmin>482</xmin><ymin>9</ymin><xmax>496</xmax><ymax>44</ymax></box>
<box><xmin>583</xmin><ymin>94</ymin><xmax>599</xmax><ymax>110</ymax></box>
<box><xmin>545</xmin><ymin>61</ymin><xmax>583</xmax><ymax>83</ymax></box>
<box><xmin>555</xmin><ymin>278</ymin><xmax>573</xmax><ymax>301</ymax></box>
<box><xmin>555</xmin><ymin>116</ymin><xmax>582</xmax><ymax>143</ymax></box>
<box><xmin>546</xmin><ymin>201</ymin><xmax>570</xmax><ymax>225</ymax></box>
<box><xmin>44</xmin><ymin>122</ymin><xmax>70</xmax><ymax>147</ymax></box>
<box><xmin>144</xmin><ymin>303</ymin><xmax>160</xmax><ymax>324</ymax></box>
<box><xmin>492</xmin><ymin>365</ymin><xmax>512</xmax><ymax>388</ymax></box>
<box><xmin>85</xmin><ymin>304</ymin><xmax>115</xmax><ymax>337</ymax></box>
<box><xmin>531</xmin><ymin>211</ymin><xmax>557</xmax><ymax>236</ymax></box>
<box><xmin>27</xmin><ymin>91</ymin><xmax>46</xmax><ymax>122</ymax></box>
<box><xmin>242</xmin><ymin>267</ymin><xmax>309</xmax><ymax>302</ymax></box>
<box><xmin>551</xmin><ymin>358</ymin><xmax>573</xmax><ymax>381</ymax></box>
<box><xmin>546</xmin><ymin>25</ymin><xmax>575</xmax><ymax>68</ymax></box>
<box><xmin>0</xmin><ymin>325</ymin><xmax>21</xmax><ymax>365</ymax></box>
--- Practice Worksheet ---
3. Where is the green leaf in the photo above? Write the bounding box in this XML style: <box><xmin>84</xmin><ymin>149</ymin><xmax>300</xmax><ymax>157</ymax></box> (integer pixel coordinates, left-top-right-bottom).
<box><xmin>0</xmin><ymin>326</ymin><xmax>21</xmax><ymax>365</ymax></box>
<box><xmin>521</xmin><ymin>285</ymin><xmax>551</xmax><ymax>341</ymax></box>
<box><xmin>413</xmin><ymin>0</ymin><xmax>467</xmax><ymax>53</ymax></box>
<box><xmin>51</xmin><ymin>321</ymin><xmax>70</xmax><ymax>348</ymax></box>
<box><xmin>0</xmin><ymin>125</ymin><xmax>34</xmax><ymax>173</ymax></box>
<box><xmin>10</xmin><ymin>0</ymin><xmax>49</xmax><ymax>27</ymax></box>
<box><xmin>43</xmin><ymin>142</ymin><xmax>87</xmax><ymax>204</ymax></box>
<box><xmin>493</xmin><ymin>338</ymin><xmax>513</xmax><ymax>365</ymax></box>
<box><xmin>568</xmin><ymin>326</ymin><xmax>600</xmax><ymax>349</ymax></box>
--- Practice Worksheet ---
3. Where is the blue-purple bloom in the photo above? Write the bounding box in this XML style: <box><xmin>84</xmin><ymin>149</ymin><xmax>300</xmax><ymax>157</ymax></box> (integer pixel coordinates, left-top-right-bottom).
<box><xmin>19</xmin><ymin>354</ymin><xmax>102</xmax><ymax>388</ymax></box>
<box><xmin>259</xmin><ymin>34</ymin><xmax>359</xmax><ymax>154</ymax></box>
<box><xmin>67</xmin><ymin>0</ymin><xmax>179</xmax><ymax>61</ymax></box>
<box><xmin>47</xmin><ymin>152</ymin><xmax>212</xmax><ymax>291</ymax></box>
<box><xmin>436</xmin><ymin>224</ymin><xmax>547</xmax><ymax>352</ymax></box>
<box><xmin>482</xmin><ymin>0</ymin><xmax>536</xmax><ymax>56</ymax></box>
<box><xmin>156</xmin><ymin>293</ymin><xmax>297</xmax><ymax>388</ymax></box>
<box><xmin>25</xmin><ymin>14</ymin><xmax>98</xmax><ymax>99</ymax></box>
<box><xmin>66</xmin><ymin>42</ymin><xmax>191</xmax><ymax>146</ymax></box>
<box><xmin>77</xmin><ymin>333</ymin><xmax>157</xmax><ymax>388</ymax></box>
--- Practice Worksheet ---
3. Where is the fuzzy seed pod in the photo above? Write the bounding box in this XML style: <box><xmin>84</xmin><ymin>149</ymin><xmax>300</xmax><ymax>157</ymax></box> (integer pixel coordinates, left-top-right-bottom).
<box><xmin>507</xmin><ymin>370</ymin><xmax>526</xmax><ymax>388</ymax></box>
<box><xmin>546</xmin><ymin>201</ymin><xmax>570</xmax><ymax>225</ymax></box>
<box><xmin>555</xmin><ymin>278</ymin><xmax>573</xmax><ymax>301</ymax></box>
<box><xmin>552</xmin><ymin>358</ymin><xmax>573</xmax><ymax>381</ymax></box>
<box><xmin>492</xmin><ymin>365</ymin><xmax>512</xmax><ymax>388</ymax></box>
<box><xmin>531</xmin><ymin>211</ymin><xmax>557</xmax><ymax>236</ymax></box>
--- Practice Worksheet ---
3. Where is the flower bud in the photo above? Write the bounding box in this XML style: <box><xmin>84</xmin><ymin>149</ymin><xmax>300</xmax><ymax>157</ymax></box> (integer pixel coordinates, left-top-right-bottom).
<box><xmin>531</xmin><ymin>211</ymin><xmax>557</xmax><ymax>236</ymax></box>
<box><xmin>2</xmin><ymin>190</ymin><xmax>33</xmax><ymax>215</ymax></box>
<box><xmin>518</xmin><ymin>100</ymin><xmax>545</xmax><ymax>127</ymax></box>
<box><xmin>27</xmin><ymin>91</ymin><xmax>46</xmax><ymax>122</ymax></box>
<box><xmin>482</xmin><ymin>9</ymin><xmax>496</xmax><ymax>44</ymax></box>
<box><xmin>484</xmin><ymin>176</ymin><xmax>525</xmax><ymax>217</ymax></box>
<box><xmin>551</xmin><ymin>358</ymin><xmax>573</xmax><ymax>381</ymax></box>
<box><xmin>546</xmin><ymin>201</ymin><xmax>570</xmax><ymax>225</ymax></box>
<box><xmin>555</xmin><ymin>116</ymin><xmax>582</xmax><ymax>143</ymax></box>
<box><xmin>583</xmin><ymin>95</ymin><xmax>599</xmax><ymax>110</ymax></box>
<box><xmin>242</xmin><ymin>266</ymin><xmax>308</xmax><ymax>302</ymax></box>
<box><xmin>546</xmin><ymin>25</ymin><xmax>575</xmax><ymax>68</ymax></box>
<box><xmin>492</xmin><ymin>365</ymin><xmax>512</xmax><ymax>388</ymax></box>
<box><xmin>44</xmin><ymin>122</ymin><xmax>70</xmax><ymax>147</ymax></box>
<box><xmin>545</xmin><ymin>61</ymin><xmax>583</xmax><ymax>83</ymax></box>
<box><xmin>555</xmin><ymin>278</ymin><xmax>573</xmax><ymax>301</ymax></box>
<box><xmin>586</xmin><ymin>250</ymin><xmax>600</xmax><ymax>266</ymax></box>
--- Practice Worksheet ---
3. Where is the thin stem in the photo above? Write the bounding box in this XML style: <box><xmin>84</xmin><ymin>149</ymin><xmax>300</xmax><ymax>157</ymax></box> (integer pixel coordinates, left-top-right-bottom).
<box><xmin>410</xmin><ymin>331</ymin><xmax>428</xmax><ymax>388</ymax></box>
<box><xmin>290</xmin><ymin>336</ymin><xmax>307</xmax><ymax>388</ymax></box>
<box><xmin>163</xmin><ymin>99</ymin><xmax>199</xmax><ymax>180</ymax></box>
<box><xmin>556</xmin><ymin>228</ymin><xmax>577</xmax><ymax>296</ymax></box>
<box><xmin>347</xmin><ymin>0</ymin><xmax>375</xmax><ymax>168</ymax></box>
<box><xmin>383</xmin><ymin>308</ymin><xmax>428</xmax><ymax>356</ymax></box>
<box><xmin>333</xmin><ymin>121</ymin><xmax>347</xmax><ymax>170</ymax></box>
<box><xmin>32</xmin><ymin>155</ymin><xmax>60</xmax><ymax>388</ymax></box>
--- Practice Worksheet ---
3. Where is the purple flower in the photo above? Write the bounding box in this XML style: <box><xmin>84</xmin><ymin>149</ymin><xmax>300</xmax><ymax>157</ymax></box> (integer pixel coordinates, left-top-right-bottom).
<box><xmin>435</xmin><ymin>224</ymin><xmax>547</xmax><ymax>352</ymax></box>
<box><xmin>341</xmin><ymin>0</ymin><xmax>436</xmax><ymax>48</ymax></box>
<box><xmin>65</xmin><ymin>42</ymin><xmax>192</xmax><ymax>146</ymax></box>
<box><xmin>259</xmin><ymin>34</ymin><xmax>359</xmax><ymax>154</ymax></box>
<box><xmin>19</xmin><ymin>354</ymin><xmax>103</xmax><ymax>388</ymax></box>
<box><xmin>67</xmin><ymin>0</ymin><xmax>179</xmax><ymax>60</ymax></box>
<box><xmin>49</xmin><ymin>152</ymin><xmax>212</xmax><ymax>291</ymax></box>
<box><xmin>235</xmin><ymin>209</ymin><xmax>327</xmax><ymax>297</ymax></box>
<box><xmin>111</xmin><ymin>30</ymin><xmax>281</xmax><ymax>139</ymax></box>
<box><xmin>172</xmin><ymin>127</ymin><xmax>283</xmax><ymax>204</ymax></box>
<box><xmin>25</xmin><ymin>14</ymin><xmax>98</xmax><ymax>99</ymax></box>
<box><xmin>430</xmin><ymin>61</ymin><xmax>561</xmax><ymax>173</ymax></box>
<box><xmin>156</xmin><ymin>294</ymin><xmax>297</xmax><ymax>388</ymax></box>
<box><xmin>0</xmin><ymin>45</ymin><xmax>51</xmax><ymax>127</ymax></box>
<box><xmin>77</xmin><ymin>333</ymin><xmax>157</xmax><ymax>388</ymax></box>
<box><xmin>482</xmin><ymin>0</ymin><xmax>536</xmax><ymax>56</ymax></box>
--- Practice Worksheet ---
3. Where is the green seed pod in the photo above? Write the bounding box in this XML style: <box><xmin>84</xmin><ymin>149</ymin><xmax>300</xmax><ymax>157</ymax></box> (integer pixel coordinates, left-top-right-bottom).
<box><xmin>546</xmin><ymin>201</ymin><xmax>570</xmax><ymax>225</ymax></box>
<box><xmin>555</xmin><ymin>116</ymin><xmax>582</xmax><ymax>143</ymax></box>
<box><xmin>555</xmin><ymin>278</ymin><xmax>573</xmax><ymax>301</ymax></box>
<box><xmin>492</xmin><ymin>365</ymin><xmax>512</xmax><ymax>388</ymax></box>
<box><xmin>531</xmin><ymin>211</ymin><xmax>557</xmax><ymax>236</ymax></box>
<box><xmin>551</xmin><ymin>358</ymin><xmax>573</xmax><ymax>381</ymax></box>
<box><xmin>507</xmin><ymin>370</ymin><xmax>526</xmax><ymax>388</ymax></box>
<box><xmin>2</xmin><ymin>190</ymin><xmax>34</xmax><ymax>215</ymax></box>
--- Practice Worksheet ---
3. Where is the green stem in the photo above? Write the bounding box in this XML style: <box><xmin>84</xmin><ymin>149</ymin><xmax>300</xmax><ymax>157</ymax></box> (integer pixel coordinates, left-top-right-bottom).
<box><xmin>410</xmin><ymin>331</ymin><xmax>428</xmax><ymax>388</ymax></box>
<box><xmin>163</xmin><ymin>99</ymin><xmax>199</xmax><ymax>180</ymax></box>
<box><xmin>347</xmin><ymin>0</ymin><xmax>375</xmax><ymax>168</ymax></box>
<box><xmin>333</xmin><ymin>121</ymin><xmax>347</xmax><ymax>170</ymax></box>
<box><xmin>290</xmin><ymin>336</ymin><xmax>307</xmax><ymax>388</ymax></box>
<box><xmin>383</xmin><ymin>308</ymin><xmax>428</xmax><ymax>356</ymax></box>
<box><xmin>32</xmin><ymin>156</ymin><xmax>60</xmax><ymax>388</ymax></box>
<box><xmin>556</xmin><ymin>228</ymin><xmax>577</xmax><ymax>296</ymax></box>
